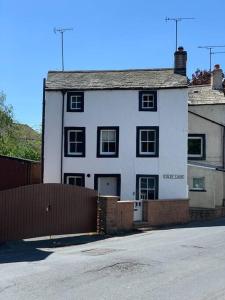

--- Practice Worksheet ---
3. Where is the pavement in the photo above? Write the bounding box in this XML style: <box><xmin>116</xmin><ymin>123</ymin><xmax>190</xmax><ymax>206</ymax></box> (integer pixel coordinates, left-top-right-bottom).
<box><xmin>1</xmin><ymin>219</ymin><xmax>225</xmax><ymax>300</ymax></box>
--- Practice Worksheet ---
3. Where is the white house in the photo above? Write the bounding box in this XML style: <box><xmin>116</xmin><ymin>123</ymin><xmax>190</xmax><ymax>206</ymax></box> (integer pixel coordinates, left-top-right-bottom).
<box><xmin>42</xmin><ymin>48</ymin><xmax>188</xmax><ymax>203</ymax></box>
<box><xmin>188</xmin><ymin>65</ymin><xmax>225</xmax><ymax>209</ymax></box>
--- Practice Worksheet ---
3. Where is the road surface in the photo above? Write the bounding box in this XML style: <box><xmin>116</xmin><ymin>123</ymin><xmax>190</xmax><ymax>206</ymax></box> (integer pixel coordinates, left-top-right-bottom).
<box><xmin>0</xmin><ymin>219</ymin><xmax>225</xmax><ymax>299</ymax></box>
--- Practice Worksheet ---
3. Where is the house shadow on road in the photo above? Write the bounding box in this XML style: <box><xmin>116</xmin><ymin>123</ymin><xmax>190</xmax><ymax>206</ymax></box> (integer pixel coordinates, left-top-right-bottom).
<box><xmin>0</xmin><ymin>240</ymin><xmax>53</xmax><ymax>264</ymax></box>
<box><xmin>0</xmin><ymin>233</ymin><xmax>120</xmax><ymax>264</ymax></box>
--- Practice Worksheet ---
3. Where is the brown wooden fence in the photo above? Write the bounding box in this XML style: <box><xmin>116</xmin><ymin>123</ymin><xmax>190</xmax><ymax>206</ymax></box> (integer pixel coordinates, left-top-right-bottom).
<box><xmin>0</xmin><ymin>184</ymin><xmax>97</xmax><ymax>242</ymax></box>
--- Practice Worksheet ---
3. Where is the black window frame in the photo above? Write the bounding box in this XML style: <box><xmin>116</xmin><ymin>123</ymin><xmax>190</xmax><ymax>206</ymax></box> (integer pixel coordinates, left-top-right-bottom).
<box><xmin>67</xmin><ymin>91</ymin><xmax>84</xmax><ymax>112</ymax></box>
<box><xmin>188</xmin><ymin>134</ymin><xmax>206</xmax><ymax>160</ymax></box>
<box><xmin>136</xmin><ymin>126</ymin><xmax>159</xmax><ymax>157</ymax></box>
<box><xmin>97</xmin><ymin>126</ymin><xmax>119</xmax><ymax>158</ymax></box>
<box><xmin>136</xmin><ymin>174</ymin><xmax>159</xmax><ymax>200</ymax></box>
<box><xmin>64</xmin><ymin>127</ymin><xmax>86</xmax><ymax>157</ymax></box>
<box><xmin>139</xmin><ymin>91</ymin><xmax>157</xmax><ymax>111</ymax></box>
<box><xmin>64</xmin><ymin>173</ymin><xmax>85</xmax><ymax>187</ymax></box>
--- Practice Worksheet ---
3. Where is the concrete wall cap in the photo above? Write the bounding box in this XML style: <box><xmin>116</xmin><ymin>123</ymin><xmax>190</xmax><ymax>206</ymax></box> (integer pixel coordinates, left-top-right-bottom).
<box><xmin>144</xmin><ymin>198</ymin><xmax>189</xmax><ymax>202</ymax></box>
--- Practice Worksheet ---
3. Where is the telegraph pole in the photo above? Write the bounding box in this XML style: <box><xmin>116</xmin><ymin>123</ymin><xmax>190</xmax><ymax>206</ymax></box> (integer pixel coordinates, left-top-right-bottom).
<box><xmin>165</xmin><ymin>17</ymin><xmax>195</xmax><ymax>51</ymax></box>
<box><xmin>198</xmin><ymin>45</ymin><xmax>225</xmax><ymax>71</ymax></box>
<box><xmin>54</xmin><ymin>27</ymin><xmax>73</xmax><ymax>71</ymax></box>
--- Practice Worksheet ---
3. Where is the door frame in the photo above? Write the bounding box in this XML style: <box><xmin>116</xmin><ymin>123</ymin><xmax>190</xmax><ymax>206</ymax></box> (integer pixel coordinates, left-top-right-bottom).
<box><xmin>94</xmin><ymin>174</ymin><xmax>121</xmax><ymax>197</ymax></box>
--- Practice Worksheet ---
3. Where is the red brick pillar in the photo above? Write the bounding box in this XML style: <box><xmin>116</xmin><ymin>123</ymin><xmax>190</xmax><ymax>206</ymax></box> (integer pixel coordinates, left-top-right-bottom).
<box><xmin>97</xmin><ymin>196</ymin><xmax>119</xmax><ymax>234</ymax></box>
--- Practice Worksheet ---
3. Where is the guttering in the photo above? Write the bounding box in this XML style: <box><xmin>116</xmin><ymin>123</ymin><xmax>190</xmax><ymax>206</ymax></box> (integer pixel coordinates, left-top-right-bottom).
<box><xmin>60</xmin><ymin>90</ymin><xmax>66</xmax><ymax>184</ymax></box>
<box><xmin>41</xmin><ymin>78</ymin><xmax>46</xmax><ymax>183</ymax></box>
<box><xmin>45</xmin><ymin>86</ymin><xmax>188</xmax><ymax>92</ymax></box>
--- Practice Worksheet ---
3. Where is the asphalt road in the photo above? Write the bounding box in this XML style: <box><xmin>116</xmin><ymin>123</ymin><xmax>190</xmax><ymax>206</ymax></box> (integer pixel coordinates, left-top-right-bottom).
<box><xmin>1</xmin><ymin>219</ymin><xmax>225</xmax><ymax>300</ymax></box>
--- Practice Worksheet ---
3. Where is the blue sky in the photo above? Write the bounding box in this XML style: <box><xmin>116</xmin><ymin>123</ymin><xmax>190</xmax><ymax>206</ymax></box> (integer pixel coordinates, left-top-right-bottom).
<box><xmin>1</xmin><ymin>0</ymin><xmax>225</xmax><ymax>130</ymax></box>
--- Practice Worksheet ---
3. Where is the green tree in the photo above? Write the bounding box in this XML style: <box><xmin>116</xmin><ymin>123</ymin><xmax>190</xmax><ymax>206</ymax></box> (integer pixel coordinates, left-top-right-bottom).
<box><xmin>0</xmin><ymin>92</ymin><xmax>41</xmax><ymax>160</ymax></box>
<box><xmin>0</xmin><ymin>92</ymin><xmax>15</xmax><ymax>155</ymax></box>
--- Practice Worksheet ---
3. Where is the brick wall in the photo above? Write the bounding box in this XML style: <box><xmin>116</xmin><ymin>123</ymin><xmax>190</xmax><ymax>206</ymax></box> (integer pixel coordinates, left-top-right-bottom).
<box><xmin>98</xmin><ymin>196</ymin><xmax>134</xmax><ymax>234</ymax></box>
<box><xmin>143</xmin><ymin>199</ymin><xmax>189</xmax><ymax>226</ymax></box>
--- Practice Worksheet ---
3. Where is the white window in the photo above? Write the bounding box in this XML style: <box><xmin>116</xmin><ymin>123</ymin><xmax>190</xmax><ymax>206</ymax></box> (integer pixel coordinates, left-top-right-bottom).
<box><xmin>139</xmin><ymin>91</ymin><xmax>157</xmax><ymax>111</ymax></box>
<box><xmin>70</xmin><ymin>95</ymin><xmax>82</xmax><ymax>110</ymax></box>
<box><xmin>101</xmin><ymin>130</ymin><xmax>116</xmax><ymax>154</ymax></box>
<box><xmin>97</xmin><ymin>127</ymin><xmax>119</xmax><ymax>157</ymax></box>
<box><xmin>137</xmin><ymin>175</ymin><xmax>158</xmax><ymax>200</ymax></box>
<box><xmin>67</xmin><ymin>92</ymin><xmax>84</xmax><ymax>112</ymax></box>
<box><xmin>140</xmin><ymin>129</ymin><xmax>156</xmax><ymax>154</ymax></box>
<box><xmin>142</xmin><ymin>94</ymin><xmax>155</xmax><ymax>109</ymax></box>
<box><xmin>192</xmin><ymin>177</ymin><xmax>205</xmax><ymax>191</ymax></box>
<box><xmin>65</xmin><ymin>127</ymin><xmax>85</xmax><ymax>157</ymax></box>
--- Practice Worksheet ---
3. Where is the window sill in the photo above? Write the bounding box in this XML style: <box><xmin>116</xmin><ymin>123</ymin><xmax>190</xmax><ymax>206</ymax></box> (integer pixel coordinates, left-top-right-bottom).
<box><xmin>188</xmin><ymin>156</ymin><xmax>205</xmax><ymax>160</ymax></box>
<box><xmin>189</xmin><ymin>189</ymin><xmax>207</xmax><ymax>192</ymax></box>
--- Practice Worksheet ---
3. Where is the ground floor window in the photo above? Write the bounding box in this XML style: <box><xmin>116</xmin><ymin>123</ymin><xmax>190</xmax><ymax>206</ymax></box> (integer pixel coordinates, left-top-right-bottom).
<box><xmin>64</xmin><ymin>173</ymin><xmax>85</xmax><ymax>187</ymax></box>
<box><xmin>191</xmin><ymin>177</ymin><xmax>205</xmax><ymax>191</ymax></box>
<box><xmin>136</xmin><ymin>175</ymin><xmax>158</xmax><ymax>200</ymax></box>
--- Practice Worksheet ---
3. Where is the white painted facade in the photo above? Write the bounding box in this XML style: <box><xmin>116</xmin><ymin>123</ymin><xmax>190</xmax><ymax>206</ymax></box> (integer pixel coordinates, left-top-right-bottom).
<box><xmin>44</xmin><ymin>88</ymin><xmax>188</xmax><ymax>200</ymax></box>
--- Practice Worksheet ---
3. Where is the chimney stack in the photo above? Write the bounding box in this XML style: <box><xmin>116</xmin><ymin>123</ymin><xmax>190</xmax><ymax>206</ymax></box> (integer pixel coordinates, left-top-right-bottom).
<box><xmin>174</xmin><ymin>46</ymin><xmax>187</xmax><ymax>76</ymax></box>
<box><xmin>212</xmin><ymin>64</ymin><xmax>223</xmax><ymax>90</ymax></box>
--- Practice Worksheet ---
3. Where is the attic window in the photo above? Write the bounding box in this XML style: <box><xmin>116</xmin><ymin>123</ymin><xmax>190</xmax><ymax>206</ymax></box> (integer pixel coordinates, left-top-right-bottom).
<box><xmin>67</xmin><ymin>92</ymin><xmax>84</xmax><ymax>112</ymax></box>
<box><xmin>139</xmin><ymin>91</ymin><xmax>157</xmax><ymax>111</ymax></box>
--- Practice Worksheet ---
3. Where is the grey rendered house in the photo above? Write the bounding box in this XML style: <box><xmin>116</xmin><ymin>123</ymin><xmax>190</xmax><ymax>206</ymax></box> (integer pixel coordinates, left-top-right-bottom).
<box><xmin>188</xmin><ymin>64</ymin><xmax>225</xmax><ymax>209</ymax></box>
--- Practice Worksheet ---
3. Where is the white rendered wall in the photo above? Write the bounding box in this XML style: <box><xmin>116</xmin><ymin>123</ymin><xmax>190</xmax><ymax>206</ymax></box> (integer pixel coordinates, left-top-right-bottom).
<box><xmin>44</xmin><ymin>89</ymin><xmax>188</xmax><ymax>200</ymax></box>
<box><xmin>44</xmin><ymin>91</ymin><xmax>62</xmax><ymax>183</ymax></box>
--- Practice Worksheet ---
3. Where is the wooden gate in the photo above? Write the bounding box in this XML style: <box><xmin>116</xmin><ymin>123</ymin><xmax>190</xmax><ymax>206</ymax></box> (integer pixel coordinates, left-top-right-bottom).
<box><xmin>0</xmin><ymin>184</ymin><xmax>97</xmax><ymax>242</ymax></box>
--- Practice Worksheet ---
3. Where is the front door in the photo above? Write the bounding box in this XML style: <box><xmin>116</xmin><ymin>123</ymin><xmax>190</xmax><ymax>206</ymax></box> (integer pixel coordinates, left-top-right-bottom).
<box><xmin>94</xmin><ymin>175</ymin><xmax>120</xmax><ymax>197</ymax></box>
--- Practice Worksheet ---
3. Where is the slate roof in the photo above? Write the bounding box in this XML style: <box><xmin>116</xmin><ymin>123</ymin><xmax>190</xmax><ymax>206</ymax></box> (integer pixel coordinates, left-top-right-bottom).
<box><xmin>45</xmin><ymin>69</ymin><xmax>187</xmax><ymax>90</ymax></box>
<box><xmin>188</xmin><ymin>85</ymin><xmax>225</xmax><ymax>105</ymax></box>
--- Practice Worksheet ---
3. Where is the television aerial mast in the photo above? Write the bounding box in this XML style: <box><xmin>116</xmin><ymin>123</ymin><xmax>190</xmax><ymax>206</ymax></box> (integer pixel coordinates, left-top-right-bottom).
<box><xmin>54</xmin><ymin>27</ymin><xmax>73</xmax><ymax>71</ymax></box>
<box><xmin>165</xmin><ymin>17</ymin><xmax>195</xmax><ymax>51</ymax></box>
<box><xmin>198</xmin><ymin>45</ymin><xmax>225</xmax><ymax>71</ymax></box>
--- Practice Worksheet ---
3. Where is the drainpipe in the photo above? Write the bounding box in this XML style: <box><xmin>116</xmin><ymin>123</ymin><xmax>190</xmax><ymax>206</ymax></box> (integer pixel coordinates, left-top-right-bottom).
<box><xmin>41</xmin><ymin>78</ymin><xmax>46</xmax><ymax>183</ymax></box>
<box><xmin>60</xmin><ymin>90</ymin><xmax>66</xmax><ymax>184</ymax></box>
<box><xmin>223</xmin><ymin>127</ymin><xmax>225</xmax><ymax>169</ymax></box>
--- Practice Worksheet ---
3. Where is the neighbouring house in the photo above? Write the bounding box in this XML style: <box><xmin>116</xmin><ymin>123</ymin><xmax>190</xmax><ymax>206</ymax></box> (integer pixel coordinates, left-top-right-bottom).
<box><xmin>0</xmin><ymin>155</ymin><xmax>41</xmax><ymax>191</ymax></box>
<box><xmin>188</xmin><ymin>64</ymin><xmax>225</xmax><ymax>210</ymax></box>
<box><xmin>42</xmin><ymin>47</ymin><xmax>189</xmax><ymax>222</ymax></box>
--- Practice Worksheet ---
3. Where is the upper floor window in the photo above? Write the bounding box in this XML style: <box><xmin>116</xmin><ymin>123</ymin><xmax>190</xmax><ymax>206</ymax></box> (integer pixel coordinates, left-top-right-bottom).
<box><xmin>139</xmin><ymin>91</ymin><xmax>157</xmax><ymax>111</ymax></box>
<box><xmin>67</xmin><ymin>92</ymin><xmax>84</xmax><ymax>112</ymax></box>
<box><xmin>97</xmin><ymin>127</ymin><xmax>119</xmax><ymax>158</ymax></box>
<box><xmin>64</xmin><ymin>173</ymin><xmax>85</xmax><ymax>187</ymax></box>
<box><xmin>64</xmin><ymin>127</ymin><xmax>85</xmax><ymax>157</ymax></box>
<box><xmin>136</xmin><ymin>126</ymin><xmax>159</xmax><ymax>157</ymax></box>
<box><xmin>188</xmin><ymin>134</ymin><xmax>206</xmax><ymax>160</ymax></box>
